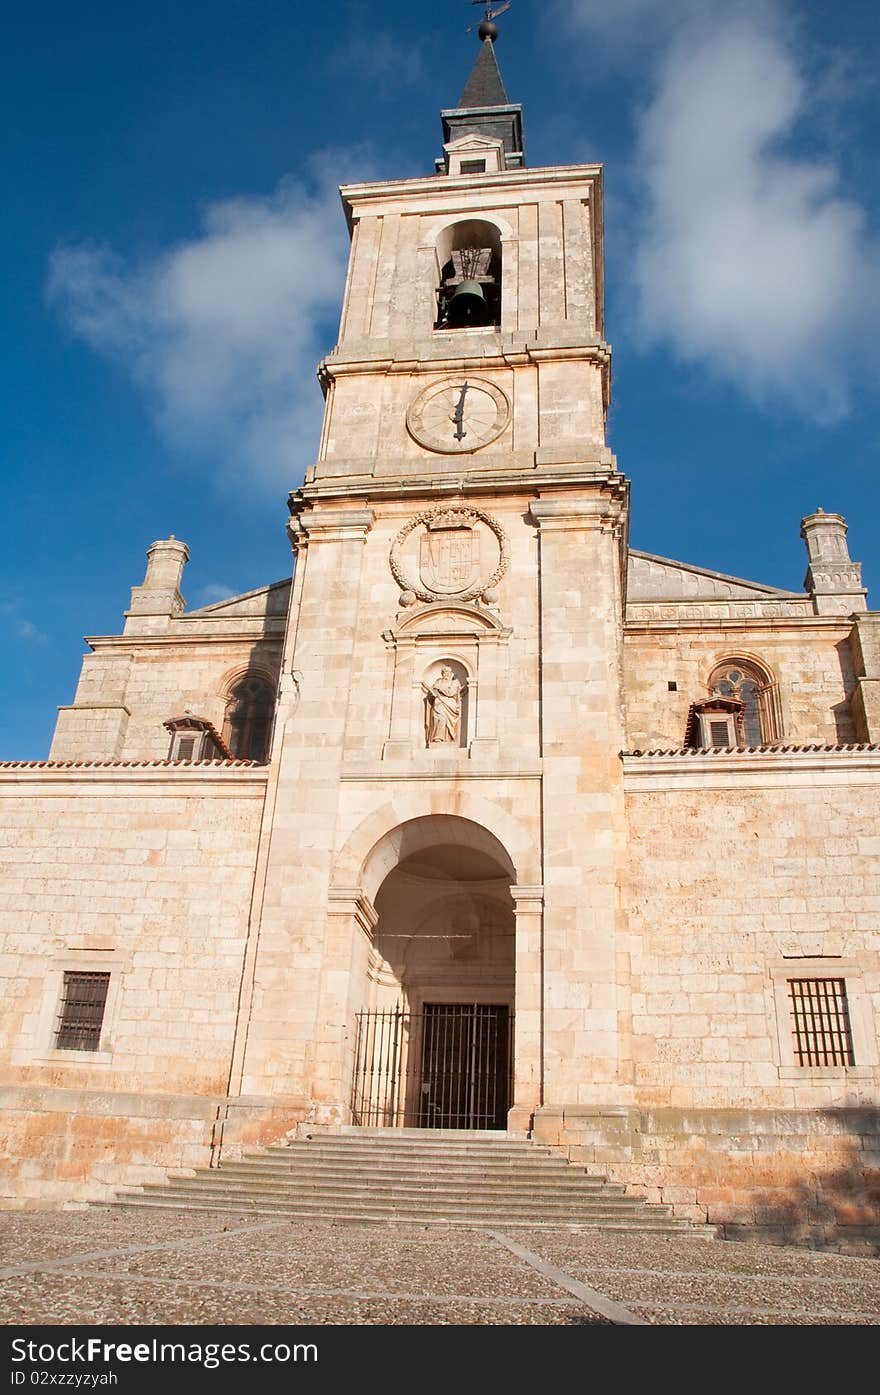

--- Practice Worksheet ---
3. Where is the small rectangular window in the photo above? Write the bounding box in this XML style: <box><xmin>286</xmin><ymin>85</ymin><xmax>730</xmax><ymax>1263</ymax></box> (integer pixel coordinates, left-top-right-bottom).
<box><xmin>696</xmin><ymin>711</ymin><xmax>739</xmax><ymax>747</ymax></box>
<box><xmin>460</xmin><ymin>159</ymin><xmax>486</xmax><ymax>174</ymax></box>
<box><xmin>176</xmin><ymin>736</ymin><xmax>196</xmax><ymax>760</ymax></box>
<box><xmin>788</xmin><ymin>978</ymin><xmax>855</xmax><ymax>1067</ymax></box>
<box><xmin>54</xmin><ymin>971</ymin><xmax>110</xmax><ymax>1051</ymax></box>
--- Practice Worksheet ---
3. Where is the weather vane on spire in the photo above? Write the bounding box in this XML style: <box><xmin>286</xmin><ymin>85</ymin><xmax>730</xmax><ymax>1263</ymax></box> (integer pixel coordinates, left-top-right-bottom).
<box><xmin>466</xmin><ymin>1</ymin><xmax>511</xmax><ymax>38</ymax></box>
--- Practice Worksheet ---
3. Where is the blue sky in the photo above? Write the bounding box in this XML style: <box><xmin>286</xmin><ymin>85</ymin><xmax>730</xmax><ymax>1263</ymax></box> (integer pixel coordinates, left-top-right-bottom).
<box><xmin>2</xmin><ymin>0</ymin><xmax>878</xmax><ymax>759</ymax></box>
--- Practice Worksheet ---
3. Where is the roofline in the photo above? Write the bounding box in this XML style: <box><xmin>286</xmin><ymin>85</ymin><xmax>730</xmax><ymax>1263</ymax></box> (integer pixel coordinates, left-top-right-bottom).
<box><xmin>186</xmin><ymin>576</ymin><xmax>291</xmax><ymax>617</ymax></box>
<box><xmin>628</xmin><ymin>548</ymin><xmax>799</xmax><ymax>597</ymax></box>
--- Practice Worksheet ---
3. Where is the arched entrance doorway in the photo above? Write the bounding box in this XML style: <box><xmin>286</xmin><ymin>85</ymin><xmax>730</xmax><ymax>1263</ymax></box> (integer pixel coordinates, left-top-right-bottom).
<box><xmin>350</xmin><ymin>816</ymin><xmax>515</xmax><ymax>1130</ymax></box>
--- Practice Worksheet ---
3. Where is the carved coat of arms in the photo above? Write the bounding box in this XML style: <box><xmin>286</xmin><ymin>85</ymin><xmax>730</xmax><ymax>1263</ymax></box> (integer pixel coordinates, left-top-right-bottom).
<box><xmin>390</xmin><ymin>505</ymin><xmax>509</xmax><ymax>605</ymax></box>
<box><xmin>419</xmin><ymin>517</ymin><xmax>481</xmax><ymax>595</ymax></box>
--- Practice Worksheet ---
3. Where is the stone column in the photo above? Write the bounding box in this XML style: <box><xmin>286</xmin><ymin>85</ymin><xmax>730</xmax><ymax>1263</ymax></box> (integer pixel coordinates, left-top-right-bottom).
<box><xmin>508</xmin><ymin>884</ymin><xmax>544</xmax><ymax>1132</ymax></box>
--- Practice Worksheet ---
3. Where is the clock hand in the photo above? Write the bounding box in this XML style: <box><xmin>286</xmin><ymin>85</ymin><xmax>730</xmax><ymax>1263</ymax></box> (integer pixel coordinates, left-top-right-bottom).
<box><xmin>450</xmin><ymin>382</ymin><xmax>469</xmax><ymax>441</ymax></box>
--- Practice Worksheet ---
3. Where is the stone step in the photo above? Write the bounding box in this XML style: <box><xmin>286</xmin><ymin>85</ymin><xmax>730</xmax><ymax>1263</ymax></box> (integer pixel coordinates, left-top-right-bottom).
<box><xmin>207</xmin><ymin>1171</ymin><xmax>619</xmax><ymax>1194</ymax></box>
<box><xmin>126</xmin><ymin>1176</ymin><xmax>663</xmax><ymax>1210</ymax></box>
<box><xmin>267</xmin><ymin>1142</ymin><xmax>560</xmax><ymax>1156</ymax></box>
<box><xmin>341</xmin><ymin>1126</ymin><xmax>514</xmax><ymax>1139</ymax></box>
<box><xmin>108</xmin><ymin>1195</ymin><xmax>706</xmax><ymax>1233</ymax></box>
<box><xmin>262</xmin><ymin>1143</ymin><xmax>557</xmax><ymax>1166</ymax></box>
<box><xmin>214</xmin><ymin>1160</ymin><xmax>613</xmax><ymax>1182</ymax></box>
<box><xmin>100</xmin><ymin>1132</ymin><xmax>715</xmax><ymax>1238</ymax></box>
<box><xmin>113</xmin><ymin>1189</ymin><xmax>681</xmax><ymax>1224</ymax></box>
<box><xmin>144</xmin><ymin>1177</ymin><xmax>641</xmax><ymax>1206</ymax></box>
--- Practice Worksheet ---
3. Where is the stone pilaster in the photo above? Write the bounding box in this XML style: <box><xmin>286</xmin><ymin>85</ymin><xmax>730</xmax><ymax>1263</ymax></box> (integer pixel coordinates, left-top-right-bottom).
<box><xmin>309</xmin><ymin>889</ymin><xmax>378</xmax><ymax>1126</ymax></box>
<box><xmin>238</xmin><ymin>507</ymin><xmax>374</xmax><ymax>1103</ymax></box>
<box><xmin>509</xmin><ymin>884</ymin><xmax>544</xmax><ymax>1131</ymax></box>
<box><xmin>530</xmin><ymin>482</ymin><xmax>630</xmax><ymax>1109</ymax></box>
<box><xmin>848</xmin><ymin>612</ymin><xmax>880</xmax><ymax>742</ymax></box>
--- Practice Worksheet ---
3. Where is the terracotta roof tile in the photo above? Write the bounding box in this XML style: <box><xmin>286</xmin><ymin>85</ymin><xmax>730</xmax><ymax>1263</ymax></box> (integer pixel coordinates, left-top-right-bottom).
<box><xmin>623</xmin><ymin>744</ymin><xmax>880</xmax><ymax>757</ymax></box>
<box><xmin>0</xmin><ymin>758</ymin><xmax>262</xmax><ymax>770</ymax></box>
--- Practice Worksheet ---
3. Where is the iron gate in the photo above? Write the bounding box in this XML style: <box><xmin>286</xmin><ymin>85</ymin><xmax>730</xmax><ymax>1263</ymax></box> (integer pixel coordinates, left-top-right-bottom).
<box><xmin>351</xmin><ymin>1004</ymin><xmax>513</xmax><ymax>1129</ymax></box>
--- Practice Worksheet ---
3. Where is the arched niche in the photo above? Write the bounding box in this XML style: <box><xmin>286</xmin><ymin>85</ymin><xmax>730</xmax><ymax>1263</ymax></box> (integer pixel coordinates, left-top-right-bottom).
<box><xmin>422</xmin><ymin>657</ymin><xmax>470</xmax><ymax>749</ymax></box>
<box><xmin>382</xmin><ymin>605</ymin><xmax>511</xmax><ymax>760</ymax></box>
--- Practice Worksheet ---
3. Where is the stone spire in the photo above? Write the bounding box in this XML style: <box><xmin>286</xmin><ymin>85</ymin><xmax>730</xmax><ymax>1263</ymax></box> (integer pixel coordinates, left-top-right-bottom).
<box><xmin>458</xmin><ymin>34</ymin><xmax>509</xmax><ymax>108</ymax></box>
<box><xmin>438</xmin><ymin>23</ymin><xmax>524</xmax><ymax>172</ymax></box>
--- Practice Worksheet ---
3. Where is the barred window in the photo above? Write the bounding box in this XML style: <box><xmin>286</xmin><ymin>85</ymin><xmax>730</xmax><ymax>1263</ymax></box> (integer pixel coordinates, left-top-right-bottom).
<box><xmin>788</xmin><ymin>978</ymin><xmax>855</xmax><ymax>1067</ymax></box>
<box><xmin>54</xmin><ymin>971</ymin><xmax>110</xmax><ymax>1051</ymax></box>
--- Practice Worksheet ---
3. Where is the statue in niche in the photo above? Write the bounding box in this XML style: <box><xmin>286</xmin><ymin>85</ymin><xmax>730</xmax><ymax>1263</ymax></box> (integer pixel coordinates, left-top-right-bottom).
<box><xmin>423</xmin><ymin>666</ymin><xmax>464</xmax><ymax>747</ymax></box>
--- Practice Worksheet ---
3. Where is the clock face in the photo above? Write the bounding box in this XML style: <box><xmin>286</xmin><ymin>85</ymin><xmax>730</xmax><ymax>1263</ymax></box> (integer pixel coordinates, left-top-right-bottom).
<box><xmin>406</xmin><ymin>377</ymin><xmax>510</xmax><ymax>454</ymax></box>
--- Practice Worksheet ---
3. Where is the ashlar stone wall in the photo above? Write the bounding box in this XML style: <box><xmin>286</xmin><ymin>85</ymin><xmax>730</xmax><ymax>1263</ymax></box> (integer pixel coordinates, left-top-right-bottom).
<box><xmin>623</xmin><ymin>620</ymin><xmax>860</xmax><ymax>750</ymax></box>
<box><xmin>622</xmin><ymin>752</ymin><xmax>880</xmax><ymax>1109</ymax></box>
<box><xmin>0</xmin><ymin>766</ymin><xmax>268</xmax><ymax>1205</ymax></box>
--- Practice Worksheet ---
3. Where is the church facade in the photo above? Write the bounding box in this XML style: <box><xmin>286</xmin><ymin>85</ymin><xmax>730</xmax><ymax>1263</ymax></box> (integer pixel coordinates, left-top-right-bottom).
<box><xmin>2</xmin><ymin>34</ymin><xmax>879</xmax><ymax>1243</ymax></box>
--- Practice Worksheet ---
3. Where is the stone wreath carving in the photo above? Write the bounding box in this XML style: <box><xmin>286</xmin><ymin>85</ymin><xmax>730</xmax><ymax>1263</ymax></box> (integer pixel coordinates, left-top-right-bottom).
<box><xmin>390</xmin><ymin>505</ymin><xmax>509</xmax><ymax>604</ymax></box>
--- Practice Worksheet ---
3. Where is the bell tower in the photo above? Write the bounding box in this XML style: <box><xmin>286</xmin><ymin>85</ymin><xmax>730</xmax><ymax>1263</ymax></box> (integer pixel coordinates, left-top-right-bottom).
<box><xmin>234</xmin><ymin>24</ymin><xmax>632</xmax><ymax>1139</ymax></box>
<box><xmin>308</xmin><ymin>24</ymin><xmax>611</xmax><ymax>489</ymax></box>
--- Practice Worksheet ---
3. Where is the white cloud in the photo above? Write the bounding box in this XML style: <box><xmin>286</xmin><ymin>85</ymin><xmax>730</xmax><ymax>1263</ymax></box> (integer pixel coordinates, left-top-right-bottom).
<box><xmin>192</xmin><ymin>584</ymin><xmax>236</xmax><ymax>606</ymax></box>
<box><xmin>338</xmin><ymin>34</ymin><xmax>425</xmax><ymax>90</ymax></box>
<box><xmin>558</xmin><ymin>1</ymin><xmax>880</xmax><ymax>420</ymax></box>
<box><xmin>555</xmin><ymin>0</ymin><xmax>702</xmax><ymax>58</ymax></box>
<box><xmin>47</xmin><ymin>167</ymin><xmax>352</xmax><ymax>490</ymax></box>
<box><xmin>0</xmin><ymin>599</ymin><xmax>48</xmax><ymax>645</ymax></box>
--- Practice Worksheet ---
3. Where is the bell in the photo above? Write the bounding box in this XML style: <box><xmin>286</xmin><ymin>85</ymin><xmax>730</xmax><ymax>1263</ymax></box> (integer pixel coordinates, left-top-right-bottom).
<box><xmin>446</xmin><ymin>279</ymin><xmax>492</xmax><ymax>327</ymax></box>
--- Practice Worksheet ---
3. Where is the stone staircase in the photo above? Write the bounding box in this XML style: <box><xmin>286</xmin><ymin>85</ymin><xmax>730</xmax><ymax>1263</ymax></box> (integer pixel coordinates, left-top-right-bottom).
<box><xmin>107</xmin><ymin>1128</ymin><xmax>716</xmax><ymax>1235</ymax></box>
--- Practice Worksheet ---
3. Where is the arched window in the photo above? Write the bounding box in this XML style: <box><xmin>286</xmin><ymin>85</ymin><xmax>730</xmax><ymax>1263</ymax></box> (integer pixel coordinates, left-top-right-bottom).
<box><xmin>434</xmin><ymin>220</ymin><xmax>502</xmax><ymax>330</ymax></box>
<box><xmin>223</xmin><ymin>674</ymin><xmax>275</xmax><ymax>762</ymax></box>
<box><xmin>708</xmin><ymin>660</ymin><xmax>780</xmax><ymax>745</ymax></box>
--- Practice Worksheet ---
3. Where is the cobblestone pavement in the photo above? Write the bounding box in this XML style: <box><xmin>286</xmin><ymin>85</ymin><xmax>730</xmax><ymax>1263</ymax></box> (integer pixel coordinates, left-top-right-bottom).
<box><xmin>1</xmin><ymin>1208</ymin><xmax>878</xmax><ymax>1327</ymax></box>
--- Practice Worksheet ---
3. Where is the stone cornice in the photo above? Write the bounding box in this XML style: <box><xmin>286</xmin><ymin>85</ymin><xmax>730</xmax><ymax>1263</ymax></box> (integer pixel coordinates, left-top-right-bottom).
<box><xmin>326</xmin><ymin>888</ymin><xmax>380</xmax><ymax>938</ymax></box>
<box><xmin>530</xmin><ymin>488</ymin><xmax>628</xmax><ymax>532</ymax></box>
<box><xmin>56</xmin><ymin>703</ymin><xmax>131</xmax><ymax>715</ymax></box>
<box><xmin>84</xmin><ymin>629</ymin><xmax>284</xmax><ymax>651</ymax></box>
<box><xmin>0</xmin><ymin>760</ymin><xmax>269</xmax><ymax>791</ymax></box>
<box><xmin>339</xmin><ymin>163</ymin><xmax>602</xmax><ymax>220</ymax></box>
<box><xmin>622</xmin><ymin>744</ymin><xmax>880</xmax><ymax>789</ymax></box>
<box><xmin>295</xmin><ymin>468</ymin><xmax>624</xmax><ymax>507</ymax></box>
<box><xmin>291</xmin><ymin>508</ymin><xmax>375</xmax><ymax>533</ymax></box>
<box><xmin>287</xmin><ymin>508</ymin><xmax>375</xmax><ymax>547</ymax></box>
<box><xmin>340</xmin><ymin>759</ymin><xmax>542</xmax><ymax>781</ymax></box>
<box><xmin>319</xmin><ymin>340</ymin><xmax>610</xmax><ymax>383</ymax></box>
<box><xmin>510</xmin><ymin>885</ymin><xmax>545</xmax><ymax>910</ymax></box>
